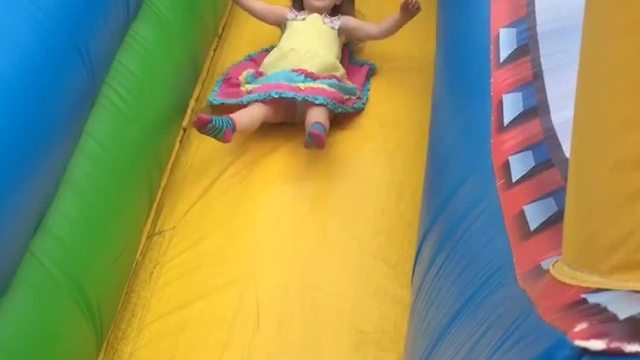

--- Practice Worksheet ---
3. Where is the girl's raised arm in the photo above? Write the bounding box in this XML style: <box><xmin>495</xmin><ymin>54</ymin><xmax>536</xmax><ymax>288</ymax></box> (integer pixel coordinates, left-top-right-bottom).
<box><xmin>340</xmin><ymin>0</ymin><xmax>421</xmax><ymax>42</ymax></box>
<box><xmin>234</xmin><ymin>0</ymin><xmax>289</xmax><ymax>27</ymax></box>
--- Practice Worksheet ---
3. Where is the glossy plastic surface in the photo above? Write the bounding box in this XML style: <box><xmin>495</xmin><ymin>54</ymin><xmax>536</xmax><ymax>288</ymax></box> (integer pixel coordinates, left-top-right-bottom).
<box><xmin>406</xmin><ymin>0</ymin><xmax>640</xmax><ymax>358</ymax></box>
<box><xmin>0</xmin><ymin>0</ymin><xmax>226</xmax><ymax>358</ymax></box>
<box><xmin>0</xmin><ymin>0</ymin><xmax>142</xmax><ymax>292</ymax></box>
<box><xmin>101</xmin><ymin>0</ymin><xmax>435</xmax><ymax>358</ymax></box>
<box><xmin>406</xmin><ymin>0</ymin><xmax>578</xmax><ymax>358</ymax></box>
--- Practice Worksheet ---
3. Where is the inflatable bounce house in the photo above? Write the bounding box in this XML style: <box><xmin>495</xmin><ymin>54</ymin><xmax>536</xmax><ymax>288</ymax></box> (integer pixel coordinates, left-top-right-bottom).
<box><xmin>1</xmin><ymin>0</ymin><xmax>639</xmax><ymax>358</ymax></box>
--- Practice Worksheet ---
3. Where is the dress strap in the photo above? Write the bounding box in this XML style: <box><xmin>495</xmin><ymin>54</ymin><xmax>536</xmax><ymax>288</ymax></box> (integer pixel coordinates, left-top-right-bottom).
<box><xmin>287</xmin><ymin>8</ymin><xmax>308</xmax><ymax>21</ymax></box>
<box><xmin>322</xmin><ymin>14</ymin><xmax>342</xmax><ymax>30</ymax></box>
<box><xmin>286</xmin><ymin>8</ymin><xmax>341</xmax><ymax>30</ymax></box>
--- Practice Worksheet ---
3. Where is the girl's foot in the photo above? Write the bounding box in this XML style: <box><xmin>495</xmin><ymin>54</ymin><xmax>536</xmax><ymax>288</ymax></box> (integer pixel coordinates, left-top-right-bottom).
<box><xmin>304</xmin><ymin>122</ymin><xmax>328</xmax><ymax>149</ymax></box>
<box><xmin>193</xmin><ymin>114</ymin><xmax>236</xmax><ymax>143</ymax></box>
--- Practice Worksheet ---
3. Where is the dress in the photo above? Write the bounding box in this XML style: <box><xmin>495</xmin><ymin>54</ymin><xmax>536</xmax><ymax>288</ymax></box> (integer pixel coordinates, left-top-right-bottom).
<box><xmin>208</xmin><ymin>9</ymin><xmax>377</xmax><ymax>115</ymax></box>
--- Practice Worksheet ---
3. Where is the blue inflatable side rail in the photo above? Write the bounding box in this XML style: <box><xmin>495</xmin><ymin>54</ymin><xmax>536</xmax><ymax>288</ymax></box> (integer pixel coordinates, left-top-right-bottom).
<box><xmin>0</xmin><ymin>0</ymin><xmax>143</xmax><ymax>293</ymax></box>
<box><xmin>403</xmin><ymin>1</ymin><xmax>637</xmax><ymax>359</ymax></box>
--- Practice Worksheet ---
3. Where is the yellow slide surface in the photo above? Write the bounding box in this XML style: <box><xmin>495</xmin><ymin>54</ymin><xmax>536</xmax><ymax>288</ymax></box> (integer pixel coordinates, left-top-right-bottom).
<box><xmin>102</xmin><ymin>1</ymin><xmax>435</xmax><ymax>358</ymax></box>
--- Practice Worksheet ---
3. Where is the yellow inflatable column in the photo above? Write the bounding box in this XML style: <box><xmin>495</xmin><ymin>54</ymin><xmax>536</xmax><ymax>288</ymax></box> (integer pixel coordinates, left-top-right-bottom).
<box><xmin>550</xmin><ymin>0</ymin><xmax>640</xmax><ymax>291</ymax></box>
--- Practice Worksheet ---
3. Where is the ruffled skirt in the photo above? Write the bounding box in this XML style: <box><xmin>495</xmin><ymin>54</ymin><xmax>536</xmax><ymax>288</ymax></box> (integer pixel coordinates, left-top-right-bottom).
<box><xmin>208</xmin><ymin>45</ymin><xmax>377</xmax><ymax>114</ymax></box>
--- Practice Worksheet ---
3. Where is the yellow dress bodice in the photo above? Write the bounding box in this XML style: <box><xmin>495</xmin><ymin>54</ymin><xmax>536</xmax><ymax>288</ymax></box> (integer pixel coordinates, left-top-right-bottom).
<box><xmin>260</xmin><ymin>12</ymin><xmax>346</xmax><ymax>77</ymax></box>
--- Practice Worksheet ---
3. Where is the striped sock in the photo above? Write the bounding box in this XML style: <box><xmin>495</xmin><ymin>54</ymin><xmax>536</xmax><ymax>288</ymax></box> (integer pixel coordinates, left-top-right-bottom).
<box><xmin>194</xmin><ymin>114</ymin><xmax>236</xmax><ymax>143</ymax></box>
<box><xmin>304</xmin><ymin>122</ymin><xmax>328</xmax><ymax>149</ymax></box>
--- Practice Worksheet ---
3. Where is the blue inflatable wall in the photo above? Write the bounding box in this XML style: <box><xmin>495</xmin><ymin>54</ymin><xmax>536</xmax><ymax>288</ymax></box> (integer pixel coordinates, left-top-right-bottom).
<box><xmin>0</xmin><ymin>0</ymin><xmax>143</xmax><ymax>292</ymax></box>
<box><xmin>404</xmin><ymin>1</ymin><xmax>638</xmax><ymax>359</ymax></box>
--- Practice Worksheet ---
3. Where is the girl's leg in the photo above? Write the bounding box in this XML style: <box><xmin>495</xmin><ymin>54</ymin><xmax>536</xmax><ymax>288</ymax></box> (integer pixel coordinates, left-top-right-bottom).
<box><xmin>304</xmin><ymin>104</ymin><xmax>332</xmax><ymax>149</ymax></box>
<box><xmin>194</xmin><ymin>100</ymin><xmax>293</xmax><ymax>143</ymax></box>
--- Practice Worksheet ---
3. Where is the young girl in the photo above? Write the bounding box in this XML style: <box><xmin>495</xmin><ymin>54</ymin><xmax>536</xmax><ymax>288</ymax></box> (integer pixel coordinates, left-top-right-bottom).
<box><xmin>194</xmin><ymin>0</ymin><xmax>422</xmax><ymax>149</ymax></box>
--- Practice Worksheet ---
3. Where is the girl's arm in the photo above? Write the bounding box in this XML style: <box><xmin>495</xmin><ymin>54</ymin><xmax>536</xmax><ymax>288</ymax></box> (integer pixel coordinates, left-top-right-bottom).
<box><xmin>340</xmin><ymin>0</ymin><xmax>421</xmax><ymax>42</ymax></box>
<box><xmin>233</xmin><ymin>0</ymin><xmax>289</xmax><ymax>27</ymax></box>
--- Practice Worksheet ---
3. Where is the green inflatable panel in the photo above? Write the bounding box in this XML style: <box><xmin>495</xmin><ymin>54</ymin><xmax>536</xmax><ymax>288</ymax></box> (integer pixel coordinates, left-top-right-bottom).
<box><xmin>0</xmin><ymin>0</ymin><xmax>228</xmax><ymax>359</ymax></box>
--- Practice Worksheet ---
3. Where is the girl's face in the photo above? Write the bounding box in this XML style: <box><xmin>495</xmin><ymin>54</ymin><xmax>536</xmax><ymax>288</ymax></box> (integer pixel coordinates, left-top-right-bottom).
<box><xmin>302</xmin><ymin>0</ymin><xmax>342</xmax><ymax>13</ymax></box>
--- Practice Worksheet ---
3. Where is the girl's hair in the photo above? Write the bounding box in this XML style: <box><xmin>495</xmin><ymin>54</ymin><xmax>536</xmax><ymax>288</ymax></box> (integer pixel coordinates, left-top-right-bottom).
<box><xmin>291</xmin><ymin>0</ymin><xmax>355</xmax><ymax>17</ymax></box>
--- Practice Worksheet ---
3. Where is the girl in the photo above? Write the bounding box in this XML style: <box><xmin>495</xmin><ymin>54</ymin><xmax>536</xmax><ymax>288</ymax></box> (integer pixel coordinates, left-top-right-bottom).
<box><xmin>194</xmin><ymin>0</ymin><xmax>422</xmax><ymax>149</ymax></box>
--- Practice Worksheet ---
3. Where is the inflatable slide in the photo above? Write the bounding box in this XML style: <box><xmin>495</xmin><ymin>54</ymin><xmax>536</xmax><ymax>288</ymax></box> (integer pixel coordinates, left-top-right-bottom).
<box><xmin>0</xmin><ymin>0</ymin><xmax>639</xmax><ymax>359</ymax></box>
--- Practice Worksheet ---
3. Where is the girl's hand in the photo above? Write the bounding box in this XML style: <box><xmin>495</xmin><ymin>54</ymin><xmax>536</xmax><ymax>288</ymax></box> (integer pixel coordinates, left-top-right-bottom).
<box><xmin>400</xmin><ymin>0</ymin><xmax>422</xmax><ymax>21</ymax></box>
<box><xmin>341</xmin><ymin>0</ymin><xmax>421</xmax><ymax>42</ymax></box>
